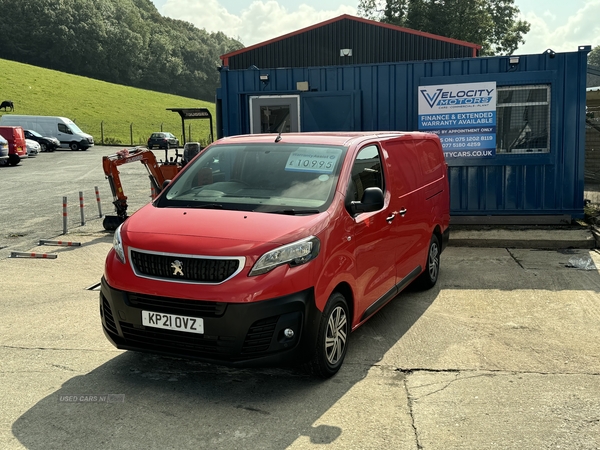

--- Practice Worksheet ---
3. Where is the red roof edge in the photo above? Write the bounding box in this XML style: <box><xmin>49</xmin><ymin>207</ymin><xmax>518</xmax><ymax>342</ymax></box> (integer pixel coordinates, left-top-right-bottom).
<box><xmin>220</xmin><ymin>13</ymin><xmax>482</xmax><ymax>63</ymax></box>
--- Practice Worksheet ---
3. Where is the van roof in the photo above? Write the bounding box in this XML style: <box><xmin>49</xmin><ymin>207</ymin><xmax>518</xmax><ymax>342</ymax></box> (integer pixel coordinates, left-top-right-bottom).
<box><xmin>0</xmin><ymin>115</ymin><xmax>72</xmax><ymax>121</ymax></box>
<box><xmin>216</xmin><ymin>131</ymin><xmax>438</xmax><ymax>146</ymax></box>
<box><xmin>0</xmin><ymin>125</ymin><xmax>24</xmax><ymax>132</ymax></box>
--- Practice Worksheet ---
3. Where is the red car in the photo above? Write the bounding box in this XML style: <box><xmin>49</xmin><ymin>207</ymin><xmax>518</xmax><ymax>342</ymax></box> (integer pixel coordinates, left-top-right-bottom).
<box><xmin>100</xmin><ymin>131</ymin><xmax>450</xmax><ymax>377</ymax></box>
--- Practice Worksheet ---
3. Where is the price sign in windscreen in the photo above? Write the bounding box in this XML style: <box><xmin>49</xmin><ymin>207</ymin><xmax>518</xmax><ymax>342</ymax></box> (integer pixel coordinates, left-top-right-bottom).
<box><xmin>286</xmin><ymin>147</ymin><xmax>342</xmax><ymax>174</ymax></box>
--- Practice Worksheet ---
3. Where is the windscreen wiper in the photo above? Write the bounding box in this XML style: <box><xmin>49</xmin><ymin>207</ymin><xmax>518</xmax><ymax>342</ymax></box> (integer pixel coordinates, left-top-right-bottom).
<box><xmin>222</xmin><ymin>194</ymin><xmax>271</xmax><ymax>199</ymax></box>
<box><xmin>193</xmin><ymin>203</ymin><xmax>224</xmax><ymax>209</ymax></box>
<box><xmin>267</xmin><ymin>209</ymin><xmax>320</xmax><ymax>215</ymax></box>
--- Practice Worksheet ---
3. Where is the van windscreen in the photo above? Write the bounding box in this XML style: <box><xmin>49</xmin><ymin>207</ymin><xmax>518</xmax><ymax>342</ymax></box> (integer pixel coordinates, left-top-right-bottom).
<box><xmin>157</xmin><ymin>143</ymin><xmax>347</xmax><ymax>213</ymax></box>
<box><xmin>66</xmin><ymin>121</ymin><xmax>83</xmax><ymax>134</ymax></box>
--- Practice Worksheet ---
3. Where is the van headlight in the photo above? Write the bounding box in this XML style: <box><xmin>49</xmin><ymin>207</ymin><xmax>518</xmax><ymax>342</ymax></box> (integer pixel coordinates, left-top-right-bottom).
<box><xmin>113</xmin><ymin>224</ymin><xmax>126</xmax><ymax>264</ymax></box>
<box><xmin>249</xmin><ymin>236</ymin><xmax>320</xmax><ymax>276</ymax></box>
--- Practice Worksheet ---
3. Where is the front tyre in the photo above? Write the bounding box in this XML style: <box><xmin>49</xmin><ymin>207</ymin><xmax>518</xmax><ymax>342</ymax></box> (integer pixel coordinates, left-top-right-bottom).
<box><xmin>69</xmin><ymin>142</ymin><xmax>79</xmax><ymax>151</ymax></box>
<box><xmin>309</xmin><ymin>292</ymin><xmax>349</xmax><ymax>378</ymax></box>
<box><xmin>414</xmin><ymin>234</ymin><xmax>440</xmax><ymax>290</ymax></box>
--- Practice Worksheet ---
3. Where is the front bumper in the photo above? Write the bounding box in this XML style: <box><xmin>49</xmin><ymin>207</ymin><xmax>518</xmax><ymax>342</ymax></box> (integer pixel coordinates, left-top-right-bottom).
<box><xmin>99</xmin><ymin>277</ymin><xmax>321</xmax><ymax>367</ymax></box>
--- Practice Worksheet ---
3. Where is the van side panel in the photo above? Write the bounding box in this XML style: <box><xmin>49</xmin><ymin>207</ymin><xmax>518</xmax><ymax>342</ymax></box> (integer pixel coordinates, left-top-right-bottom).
<box><xmin>383</xmin><ymin>139</ymin><xmax>430</xmax><ymax>283</ymax></box>
<box><xmin>382</xmin><ymin>135</ymin><xmax>449</xmax><ymax>283</ymax></box>
<box><xmin>35</xmin><ymin>118</ymin><xmax>56</xmax><ymax>138</ymax></box>
<box><xmin>1</xmin><ymin>116</ymin><xmax>51</xmax><ymax>143</ymax></box>
<box><xmin>414</xmin><ymin>136</ymin><xmax>451</xmax><ymax>246</ymax></box>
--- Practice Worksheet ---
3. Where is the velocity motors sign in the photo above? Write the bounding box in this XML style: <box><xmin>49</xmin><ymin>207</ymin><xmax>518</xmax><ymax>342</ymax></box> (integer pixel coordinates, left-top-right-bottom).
<box><xmin>418</xmin><ymin>81</ymin><xmax>497</xmax><ymax>158</ymax></box>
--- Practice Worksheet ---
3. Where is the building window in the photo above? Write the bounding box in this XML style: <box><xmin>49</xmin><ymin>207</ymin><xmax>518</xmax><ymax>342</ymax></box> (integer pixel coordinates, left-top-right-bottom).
<box><xmin>259</xmin><ymin>105</ymin><xmax>291</xmax><ymax>133</ymax></box>
<box><xmin>496</xmin><ymin>85</ymin><xmax>550</xmax><ymax>154</ymax></box>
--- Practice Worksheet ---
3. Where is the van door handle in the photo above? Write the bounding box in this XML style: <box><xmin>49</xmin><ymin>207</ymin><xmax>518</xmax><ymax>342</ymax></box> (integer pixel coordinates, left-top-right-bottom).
<box><xmin>398</xmin><ymin>208</ymin><xmax>407</xmax><ymax>217</ymax></box>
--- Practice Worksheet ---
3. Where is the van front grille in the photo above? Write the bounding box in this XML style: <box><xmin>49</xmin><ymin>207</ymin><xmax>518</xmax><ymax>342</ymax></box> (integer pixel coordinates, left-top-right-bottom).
<box><xmin>130</xmin><ymin>250</ymin><xmax>242</xmax><ymax>283</ymax></box>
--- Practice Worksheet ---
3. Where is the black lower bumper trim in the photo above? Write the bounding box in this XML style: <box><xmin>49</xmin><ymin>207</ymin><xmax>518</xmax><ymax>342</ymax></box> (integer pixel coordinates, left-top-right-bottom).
<box><xmin>100</xmin><ymin>278</ymin><xmax>321</xmax><ymax>367</ymax></box>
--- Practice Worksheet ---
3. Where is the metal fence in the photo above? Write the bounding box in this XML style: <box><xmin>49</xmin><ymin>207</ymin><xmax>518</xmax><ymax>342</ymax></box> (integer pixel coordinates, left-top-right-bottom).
<box><xmin>73</xmin><ymin>119</ymin><xmax>214</xmax><ymax>147</ymax></box>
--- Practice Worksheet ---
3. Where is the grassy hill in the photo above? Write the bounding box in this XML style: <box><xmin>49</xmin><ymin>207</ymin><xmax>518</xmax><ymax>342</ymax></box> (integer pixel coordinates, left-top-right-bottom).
<box><xmin>0</xmin><ymin>58</ymin><xmax>216</xmax><ymax>146</ymax></box>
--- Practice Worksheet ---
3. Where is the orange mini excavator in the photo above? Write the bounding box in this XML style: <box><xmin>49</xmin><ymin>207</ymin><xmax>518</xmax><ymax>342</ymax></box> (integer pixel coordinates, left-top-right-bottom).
<box><xmin>101</xmin><ymin>147</ymin><xmax>181</xmax><ymax>231</ymax></box>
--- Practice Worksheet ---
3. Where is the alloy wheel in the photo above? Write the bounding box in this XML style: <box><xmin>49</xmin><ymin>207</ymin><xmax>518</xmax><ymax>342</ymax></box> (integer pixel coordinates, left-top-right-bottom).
<box><xmin>325</xmin><ymin>305</ymin><xmax>348</xmax><ymax>365</ymax></box>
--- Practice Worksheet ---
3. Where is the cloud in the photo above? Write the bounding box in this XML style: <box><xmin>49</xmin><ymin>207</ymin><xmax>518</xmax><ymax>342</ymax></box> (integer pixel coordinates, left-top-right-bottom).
<box><xmin>161</xmin><ymin>0</ymin><xmax>356</xmax><ymax>46</ymax></box>
<box><xmin>518</xmin><ymin>1</ymin><xmax>600</xmax><ymax>54</ymax></box>
<box><xmin>541</xmin><ymin>10</ymin><xmax>556</xmax><ymax>21</ymax></box>
<box><xmin>237</xmin><ymin>2</ymin><xmax>356</xmax><ymax>46</ymax></box>
<box><xmin>159</xmin><ymin>0</ymin><xmax>599</xmax><ymax>55</ymax></box>
<box><xmin>162</xmin><ymin>0</ymin><xmax>242</xmax><ymax>39</ymax></box>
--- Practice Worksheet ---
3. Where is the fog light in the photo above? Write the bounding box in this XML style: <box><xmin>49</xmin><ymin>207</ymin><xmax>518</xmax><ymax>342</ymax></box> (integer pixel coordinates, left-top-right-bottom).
<box><xmin>283</xmin><ymin>328</ymin><xmax>294</xmax><ymax>338</ymax></box>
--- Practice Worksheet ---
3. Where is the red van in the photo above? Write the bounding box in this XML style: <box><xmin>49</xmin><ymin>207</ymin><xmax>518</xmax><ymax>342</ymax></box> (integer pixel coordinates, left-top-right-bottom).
<box><xmin>0</xmin><ymin>126</ymin><xmax>28</xmax><ymax>166</ymax></box>
<box><xmin>100</xmin><ymin>132</ymin><xmax>450</xmax><ymax>377</ymax></box>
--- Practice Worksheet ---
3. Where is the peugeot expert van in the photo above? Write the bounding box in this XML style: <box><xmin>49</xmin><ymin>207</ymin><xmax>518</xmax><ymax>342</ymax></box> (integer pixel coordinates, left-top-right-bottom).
<box><xmin>100</xmin><ymin>132</ymin><xmax>450</xmax><ymax>377</ymax></box>
<box><xmin>0</xmin><ymin>115</ymin><xmax>94</xmax><ymax>151</ymax></box>
<box><xmin>0</xmin><ymin>126</ymin><xmax>28</xmax><ymax>166</ymax></box>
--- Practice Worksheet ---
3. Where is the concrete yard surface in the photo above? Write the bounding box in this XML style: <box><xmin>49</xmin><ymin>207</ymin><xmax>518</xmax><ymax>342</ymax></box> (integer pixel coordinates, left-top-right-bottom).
<box><xmin>1</xmin><ymin>231</ymin><xmax>600</xmax><ymax>449</ymax></box>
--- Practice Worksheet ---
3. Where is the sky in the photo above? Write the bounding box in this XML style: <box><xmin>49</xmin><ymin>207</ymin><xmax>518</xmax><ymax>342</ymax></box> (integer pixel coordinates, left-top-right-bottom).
<box><xmin>149</xmin><ymin>0</ymin><xmax>600</xmax><ymax>55</ymax></box>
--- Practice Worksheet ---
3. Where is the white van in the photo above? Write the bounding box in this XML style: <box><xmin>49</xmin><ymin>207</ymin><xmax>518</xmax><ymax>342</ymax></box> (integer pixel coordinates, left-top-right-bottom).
<box><xmin>0</xmin><ymin>115</ymin><xmax>94</xmax><ymax>151</ymax></box>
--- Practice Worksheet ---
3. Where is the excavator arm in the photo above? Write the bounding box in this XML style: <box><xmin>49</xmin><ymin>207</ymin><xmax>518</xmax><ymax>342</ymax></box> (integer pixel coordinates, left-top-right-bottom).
<box><xmin>102</xmin><ymin>147</ymin><xmax>179</xmax><ymax>230</ymax></box>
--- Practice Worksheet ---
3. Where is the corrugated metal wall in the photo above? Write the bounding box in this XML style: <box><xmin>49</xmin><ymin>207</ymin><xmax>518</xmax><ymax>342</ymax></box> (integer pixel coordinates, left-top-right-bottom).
<box><xmin>226</xmin><ymin>18</ymin><xmax>476</xmax><ymax>70</ymax></box>
<box><xmin>217</xmin><ymin>49</ymin><xmax>589</xmax><ymax>220</ymax></box>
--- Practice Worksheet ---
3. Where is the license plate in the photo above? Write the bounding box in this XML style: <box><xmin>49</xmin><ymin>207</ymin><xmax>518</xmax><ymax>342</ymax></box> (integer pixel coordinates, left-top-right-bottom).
<box><xmin>142</xmin><ymin>311</ymin><xmax>204</xmax><ymax>334</ymax></box>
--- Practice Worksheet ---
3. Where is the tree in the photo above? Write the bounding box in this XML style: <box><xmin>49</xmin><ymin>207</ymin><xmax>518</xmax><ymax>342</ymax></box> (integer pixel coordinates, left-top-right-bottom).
<box><xmin>357</xmin><ymin>0</ymin><xmax>530</xmax><ymax>56</ymax></box>
<box><xmin>590</xmin><ymin>46</ymin><xmax>600</xmax><ymax>67</ymax></box>
<box><xmin>0</xmin><ymin>0</ymin><xmax>244</xmax><ymax>100</ymax></box>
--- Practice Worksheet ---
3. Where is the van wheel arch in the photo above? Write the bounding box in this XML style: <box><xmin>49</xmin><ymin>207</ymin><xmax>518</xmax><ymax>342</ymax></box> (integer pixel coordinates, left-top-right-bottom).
<box><xmin>307</xmin><ymin>291</ymin><xmax>350</xmax><ymax>378</ymax></box>
<box><xmin>332</xmin><ymin>283</ymin><xmax>354</xmax><ymax>321</ymax></box>
<box><xmin>414</xmin><ymin>233</ymin><xmax>441</xmax><ymax>290</ymax></box>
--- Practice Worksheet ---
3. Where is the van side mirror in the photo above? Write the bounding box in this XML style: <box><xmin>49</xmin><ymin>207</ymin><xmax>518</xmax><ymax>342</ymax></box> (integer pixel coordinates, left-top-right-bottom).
<box><xmin>349</xmin><ymin>187</ymin><xmax>384</xmax><ymax>215</ymax></box>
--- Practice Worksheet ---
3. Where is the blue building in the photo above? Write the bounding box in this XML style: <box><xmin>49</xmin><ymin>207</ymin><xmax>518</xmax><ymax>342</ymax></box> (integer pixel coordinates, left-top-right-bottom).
<box><xmin>216</xmin><ymin>15</ymin><xmax>590</xmax><ymax>224</ymax></box>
